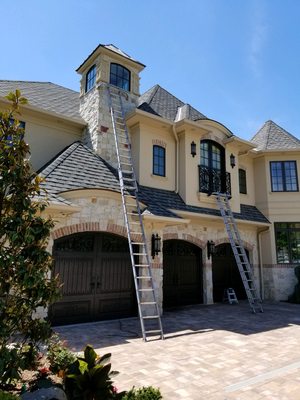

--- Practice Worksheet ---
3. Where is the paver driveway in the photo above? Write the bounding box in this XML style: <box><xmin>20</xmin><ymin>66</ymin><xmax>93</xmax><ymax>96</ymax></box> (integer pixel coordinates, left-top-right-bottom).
<box><xmin>55</xmin><ymin>302</ymin><xmax>300</xmax><ymax>399</ymax></box>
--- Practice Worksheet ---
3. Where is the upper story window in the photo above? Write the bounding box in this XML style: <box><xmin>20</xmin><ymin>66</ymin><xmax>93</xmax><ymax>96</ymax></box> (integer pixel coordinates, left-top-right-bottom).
<box><xmin>275</xmin><ymin>222</ymin><xmax>300</xmax><ymax>263</ymax></box>
<box><xmin>110</xmin><ymin>63</ymin><xmax>130</xmax><ymax>91</ymax></box>
<box><xmin>200</xmin><ymin>140</ymin><xmax>224</xmax><ymax>171</ymax></box>
<box><xmin>153</xmin><ymin>145</ymin><xmax>165</xmax><ymax>177</ymax></box>
<box><xmin>199</xmin><ymin>140</ymin><xmax>230</xmax><ymax>194</ymax></box>
<box><xmin>270</xmin><ymin>161</ymin><xmax>298</xmax><ymax>192</ymax></box>
<box><xmin>239</xmin><ymin>168</ymin><xmax>247</xmax><ymax>194</ymax></box>
<box><xmin>85</xmin><ymin>65</ymin><xmax>96</xmax><ymax>92</ymax></box>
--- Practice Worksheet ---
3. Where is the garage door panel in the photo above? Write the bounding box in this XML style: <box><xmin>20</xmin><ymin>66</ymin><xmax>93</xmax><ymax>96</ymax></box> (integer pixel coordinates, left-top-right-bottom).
<box><xmin>52</xmin><ymin>233</ymin><xmax>136</xmax><ymax>325</ymax></box>
<box><xmin>50</xmin><ymin>300</ymin><xmax>92</xmax><ymax>325</ymax></box>
<box><xmin>56</xmin><ymin>257</ymin><xmax>93</xmax><ymax>296</ymax></box>
<box><xmin>99</xmin><ymin>256</ymin><xmax>132</xmax><ymax>293</ymax></box>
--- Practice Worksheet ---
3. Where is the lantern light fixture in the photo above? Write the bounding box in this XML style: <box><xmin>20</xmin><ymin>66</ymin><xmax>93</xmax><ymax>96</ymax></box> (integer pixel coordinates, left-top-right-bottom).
<box><xmin>151</xmin><ymin>233</ymin><xmax>161</xmax><ymax>259</ymax></box>
<box><xmin>207</xmin><ymin>240</ymin><xmax>216</xmax><ymax>260</ymax></box>
<box><xmin>230</xmin><ymin>153</ymin><xmax>236</xmax><ymax>169</ymax></box>
<box><xmin>191</xmin><ymin>141</ymin><xmax>196</xmax><ymax>157</ymax></box>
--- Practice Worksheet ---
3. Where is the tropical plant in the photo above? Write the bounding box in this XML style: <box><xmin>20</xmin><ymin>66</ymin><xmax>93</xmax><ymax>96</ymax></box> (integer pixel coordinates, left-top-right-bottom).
<box><xmin>121</xmin><ymin>386</ymin><xmax>162</xmax><ymax>400</ymax></box>
<box><xmin>64</xmin><ymin>345</ymin><xmax>125</xmax><ymax>399</ymax></box>
<box><xmin>0</xmin><ymin>91</ymin><xmax>60</xmax><ymax>387</ymax></box>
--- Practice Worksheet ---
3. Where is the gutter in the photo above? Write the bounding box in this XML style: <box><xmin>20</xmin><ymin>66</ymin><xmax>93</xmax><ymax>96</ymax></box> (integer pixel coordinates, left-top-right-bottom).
<box><xmin>257</xmin><ymin>226</ymin><xmax>270</xmax><ymax>300</ymax></box>
<box><xmin>172</xmin><ymin>125</ymin><xmax>179</xmax><ymax>193</ymax></box>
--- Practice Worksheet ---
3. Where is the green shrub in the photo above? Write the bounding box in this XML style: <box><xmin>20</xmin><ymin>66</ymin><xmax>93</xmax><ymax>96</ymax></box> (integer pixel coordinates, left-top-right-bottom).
<box><xmin>121</xmin><ymin>386</ymin><xmax>162</xmax><ymax>400</ymax></box>
<box><xmin>47</xmin><ymin>334</ymin><xmax>76</xmax><ymax>375</ymax></box>
<box><xmin>0</xmin><ymin>390</ymin><xmax>20</xmax><ymax>400</ymax></box>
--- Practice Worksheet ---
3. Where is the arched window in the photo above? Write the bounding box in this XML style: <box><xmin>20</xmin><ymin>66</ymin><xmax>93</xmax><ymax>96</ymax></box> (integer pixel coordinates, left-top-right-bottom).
<box><xmin>110</xmin><ymin>63</ymin><xmax>131</xmax><ymax>91</ymax></box>
<box><xmin>85</xmin><ymin>65</ymin><xmax>96</xmax><ymax>92</ymax></box>
<box><xmin>153</xmin><ymin>145</ymin><xmax>166</xmax><ymax>176</ymax></box>
<box><xmin>199</xmin><ymin>140</ymin><xmax>227</xmax><ymax>194</ymax></box>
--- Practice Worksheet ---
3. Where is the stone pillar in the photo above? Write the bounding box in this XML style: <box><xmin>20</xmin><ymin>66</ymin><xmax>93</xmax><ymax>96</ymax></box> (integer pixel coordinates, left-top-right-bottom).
<box><xmin>203</xmin><ymin>247</ymin><xmax>214</xmax><ymax>304</ymax></box>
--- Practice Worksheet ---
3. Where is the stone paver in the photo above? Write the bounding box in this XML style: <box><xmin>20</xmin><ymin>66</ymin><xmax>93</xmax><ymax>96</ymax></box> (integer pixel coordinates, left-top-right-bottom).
<box><xmin>54</xmin><ymin>302</ymin><xmax>300</xmax><ymax>399</ymax></box>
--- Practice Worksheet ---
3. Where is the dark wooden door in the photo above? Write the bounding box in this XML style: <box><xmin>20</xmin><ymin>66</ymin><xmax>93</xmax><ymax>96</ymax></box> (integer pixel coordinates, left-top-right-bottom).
<box><xmin>51</xmin><ymin>233</ymin><xmax>136</xmax><ymax>325</ymax></box>
<box><xmin>163</xmin><ymin>240</ymin><xmax>203</xmax><ymax>308</ymax></box>
<box><xmin>212</xmin><ymin>243</ymin><xmax>248</xmax><ymax>302</ymax></box>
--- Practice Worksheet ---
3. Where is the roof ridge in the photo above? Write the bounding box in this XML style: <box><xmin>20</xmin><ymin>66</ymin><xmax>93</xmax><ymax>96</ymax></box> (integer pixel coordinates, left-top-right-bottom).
<box><xmin>0</xmin><ymin>80</ymin><xmax>79</xmax><ymax>94</ymax></box>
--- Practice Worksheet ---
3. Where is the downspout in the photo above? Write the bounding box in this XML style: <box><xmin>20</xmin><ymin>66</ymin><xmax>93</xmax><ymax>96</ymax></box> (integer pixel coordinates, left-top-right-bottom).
<box><xmin>257</xmin><ymin>226</ymin><xmax>270</xmax><ymax>300</ymax></box>
<box><xmin>172</xmin><ymin>124</ymin><xmax>179</xmax><ymax>193</ymax></box>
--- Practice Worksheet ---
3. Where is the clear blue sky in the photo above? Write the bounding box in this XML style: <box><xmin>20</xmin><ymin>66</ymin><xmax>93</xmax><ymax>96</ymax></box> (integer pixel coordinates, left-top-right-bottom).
<box><xmin>1</xmin><ymin>0</ymin><xmax>300</xmax><ymax>140</ymax></box>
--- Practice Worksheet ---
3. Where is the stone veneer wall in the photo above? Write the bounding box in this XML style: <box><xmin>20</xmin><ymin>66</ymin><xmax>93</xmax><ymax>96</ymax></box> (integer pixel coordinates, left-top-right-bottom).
<box><xmin>80</xmin><ymin>84</ymin><xmax>138</xmax><ymax>169</ymax></box>
<box><xmin>263</xmin><ymin>264</ymin><xmax>297</xmax><ymax>301</ymax></box>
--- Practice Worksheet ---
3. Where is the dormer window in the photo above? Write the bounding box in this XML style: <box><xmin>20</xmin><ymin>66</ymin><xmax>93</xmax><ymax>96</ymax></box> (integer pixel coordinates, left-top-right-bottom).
<box><xmin>85</xmin><ymin>65</ymin><xmax>96</xmax><ymax>92</ymax></box>
<box><xmin>110</xmin><ymin>63</ymin><xmax>130</xmax><ymax>91</ymax></box>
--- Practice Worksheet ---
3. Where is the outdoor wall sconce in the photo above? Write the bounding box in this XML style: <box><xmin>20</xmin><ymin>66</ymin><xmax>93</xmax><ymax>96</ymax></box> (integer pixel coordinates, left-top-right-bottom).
<box><xmin>151</xmin><ymin>233</ymin><xmax>161</xmax><ymax>259</ymax></box>
<box><xmin>230</xmin><ymin>153</ymin><xmax>236</xmax><ymax>169</ymax></box>
<box><xmin>191</xmin><ymin>141</ymin><xmax>196</xmax><ymax>157</ymax></box>
<box><xmin>207</xmin><ymin>240</ymin><xmax>216</xmax><ymax>260</ymax></box>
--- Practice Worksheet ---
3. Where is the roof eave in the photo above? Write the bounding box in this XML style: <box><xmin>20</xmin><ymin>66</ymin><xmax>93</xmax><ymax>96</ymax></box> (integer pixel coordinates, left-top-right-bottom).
<box><xmin>126</xmin><ymin>108</ymin><xmax>173</xmax><ymax>127</ymax></box>
<box><xmin>173</xmin><ymin>209</ymin><xmax>270</xmax><ymax>226</ymax></box>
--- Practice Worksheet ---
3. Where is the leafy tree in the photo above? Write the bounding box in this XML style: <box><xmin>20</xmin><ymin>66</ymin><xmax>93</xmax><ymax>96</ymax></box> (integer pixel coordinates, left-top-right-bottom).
<box><xmin>0</xmin><ymin>91</ymin><xmax>60</xmax><ymax>386</ymax></box>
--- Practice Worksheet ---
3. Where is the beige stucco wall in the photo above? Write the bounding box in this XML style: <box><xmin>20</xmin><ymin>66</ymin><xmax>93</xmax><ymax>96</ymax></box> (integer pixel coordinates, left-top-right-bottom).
<box><xmin>0</xmin><ymin>101</ymin><xmax>83</xmax><ymax>171</ymax></box>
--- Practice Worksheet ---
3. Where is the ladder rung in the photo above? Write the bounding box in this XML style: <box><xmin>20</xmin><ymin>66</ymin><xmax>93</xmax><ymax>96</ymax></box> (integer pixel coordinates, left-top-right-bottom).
<box><xmin>136</xmin><ymin>276</ymin><xmax>151</xmax><ymax>279</ymax></box>
<box><xmin>131</xmin><ymin>242</ymin><xmax>145</xmax><ymax>245</ymax></box>
<box><xmin>140</xmin><ymin>302</ymin><xmax>156</xmax><ymax>305</ymax></box>
<box><xmin>138</xmin><ymin>288</ymin><xmax>154</xmax><ymax>292</ymax></box>
<box><xmin>135</xmin><ymin>264</ymin><xmax>150</xmax><ymax>267</ymax></box>
<box><xmin>144</xmin><ymin>330</ymin><xmax>162</xmax><ymax>334</ymax></box>
<box><xmin>142</xmin><ymin>315</ymin><xmax>159</xmax><ymax>319</ymax></box>
<box><xmin>133</xmin><ymin>253</ymin><xmax>147</xmax><ymax>256</ymax></box>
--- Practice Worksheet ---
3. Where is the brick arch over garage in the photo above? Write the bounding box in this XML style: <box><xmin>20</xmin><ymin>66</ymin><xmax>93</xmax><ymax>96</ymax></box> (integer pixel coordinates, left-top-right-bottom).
<box><xmin>52</xmin><ymin>222</ymin><xmax>141</xmax><ymax>241</ymax></box>
<box><xmin>214</xmin><ymin>237</ymin><xmax>254</xmax><ymax>252</ymax></box>
<box><xmin>163</xmin><ymin>233</ymin><xmax>206</xmax><ymax>250</ymax></box>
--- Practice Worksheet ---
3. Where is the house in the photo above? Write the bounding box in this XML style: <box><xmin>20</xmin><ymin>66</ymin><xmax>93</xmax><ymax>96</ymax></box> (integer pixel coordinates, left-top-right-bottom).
<box><xmin>0</xmin><ymin>44</ymin><xmax>299</xmax><ymax>325</ymax></box>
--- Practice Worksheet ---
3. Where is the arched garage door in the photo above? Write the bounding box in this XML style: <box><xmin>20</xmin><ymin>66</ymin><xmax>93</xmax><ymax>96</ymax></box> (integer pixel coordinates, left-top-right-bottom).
<box><xmin>212</xmin><ymin>243</ymin><xmax>248</xmax><ymax>302</ymax></box>
<box><xmin>50</xmin><ymin>232</ymin><xmax>136</xmax><ymax>325</ymax></box>
<box><xmin>163</xmin><ymin>240</ymin><xmax>203</xmax><ymax>308</ymax></box>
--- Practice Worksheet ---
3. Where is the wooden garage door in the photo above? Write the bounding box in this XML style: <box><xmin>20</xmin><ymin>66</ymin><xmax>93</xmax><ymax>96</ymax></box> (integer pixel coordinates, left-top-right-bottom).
<box><xmin>163</xmin><ymin>240</ymin><xmax>203</xmax><ymax>308</ymax></box>
<box><xmin>50</xmin><ymin>233</ymin><xmax>136</xmax><ymax>325</ymax></box>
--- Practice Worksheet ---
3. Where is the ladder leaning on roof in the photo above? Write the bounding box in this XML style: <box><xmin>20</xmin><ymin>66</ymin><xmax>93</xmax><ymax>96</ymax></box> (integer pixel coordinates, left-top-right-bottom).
<box><xmin>213</xmin><ymin>192</ymin><xmax>263</xmax><ymax>313</ymax></box>
<box><xmin>107</xmin><ymin>85</ymin><xmax>164</xmax><ymax>341</ymax></box>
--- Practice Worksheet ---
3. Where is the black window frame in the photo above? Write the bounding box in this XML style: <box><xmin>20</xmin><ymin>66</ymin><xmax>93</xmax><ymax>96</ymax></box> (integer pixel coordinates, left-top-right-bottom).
<box><xmin>275</xmin><ymin>222</ymin><xmax>300</xmax><ymax>264</ymax></box>
<box><xmin>239</xmin><ymin>168</ymin><xmax>247</xmax><ymax>194</ymax></box>
<box><xmin>109</xmin><ymin>63</ymin><xmax>131</xmax><ymax>91</ymax></box>
<box><xmin>85</xmin><ymin>65</ymin><xmax>96</xmax><ymax>93</ymax></box>
<box><xmin>153</xmin><ymin>145</ymin><xmax>166</xmax><ymax>177</ymax></box>
<box><xmin>270</xmin><ymin>161</ymin><xmax>298</xmax><ymax>192</ymax></box>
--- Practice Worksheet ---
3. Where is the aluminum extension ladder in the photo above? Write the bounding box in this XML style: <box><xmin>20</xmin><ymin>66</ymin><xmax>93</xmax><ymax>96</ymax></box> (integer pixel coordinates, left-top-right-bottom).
<box><xmin>107</xmin><ymin>86</ymin><xmax>164</xmax><ymax>341</ymax></box>
<box><xmin>213</xmin><ymin>192</ymin><xmax>263</xmax><ymax>313</ymax></box>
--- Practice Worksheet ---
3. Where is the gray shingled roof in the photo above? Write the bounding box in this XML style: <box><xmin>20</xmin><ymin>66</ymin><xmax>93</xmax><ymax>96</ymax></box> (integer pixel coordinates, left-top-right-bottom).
<box><xmin>137</xmin><ymin>85</ymin><xmax>207</xmax><ymax>122</ymax></box>
<box><xmin>38</xmin><ymin>141</ymin><xmax>121</xmax><ymax>195</ymax></box>
<box><xmin>0</xmin><ymin>80</ymin><xmax>83</xmax><ymax>122</ymax></box>
<box><xmin>137</xmin><ymin>186</ymin><xmax>269</xmax><ymax>224</ymax></box>
<box><xmin>251</xmin><ymin>120</ymin><xmax>300</xmax><ymax>151</ymax></box>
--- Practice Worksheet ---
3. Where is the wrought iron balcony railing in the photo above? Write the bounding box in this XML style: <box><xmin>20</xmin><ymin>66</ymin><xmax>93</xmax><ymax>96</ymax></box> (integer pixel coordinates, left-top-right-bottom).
<box><xmin>198</xmin><ymin>165</ymin><xmax>231</xmax><ymax>196</ymax></box>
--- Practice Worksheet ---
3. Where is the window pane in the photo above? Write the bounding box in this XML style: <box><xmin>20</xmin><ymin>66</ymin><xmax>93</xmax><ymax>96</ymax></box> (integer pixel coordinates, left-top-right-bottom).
<box><xmin>239</xmin><ymin>169</ymin><xmax>247</xmax><ymax>194</ymax></box>
<box><xmin>290</xmin><ymin>230</ymin><xmax>300</xmax><ymax>263</ymax></box>
<box><xmin>110</xmin><ymin>63</ymin><xmax>130</xmax><ymax>91</ymax></box>
<box><xmin>275</xmin><ymin>228</ymin><xmax>289</xmax><ymax>263</ymax></box>
<box><xmin>153</xmin><ymin>145</ymin><xmax>165</xmax><ymax>176</ymax></box>
<box><xmin>86</xmin><ymin>65</ymin><xmax>96</xmax><ymax>92</ymax></box>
